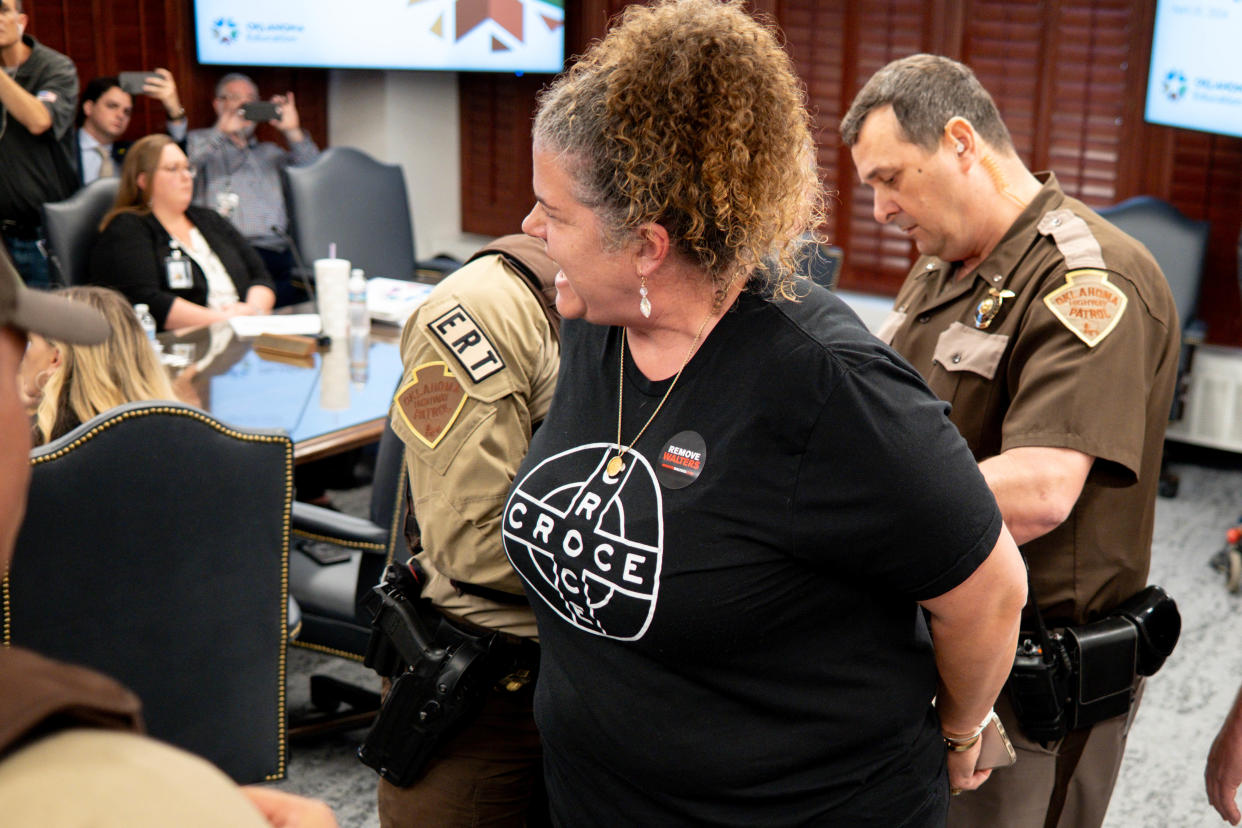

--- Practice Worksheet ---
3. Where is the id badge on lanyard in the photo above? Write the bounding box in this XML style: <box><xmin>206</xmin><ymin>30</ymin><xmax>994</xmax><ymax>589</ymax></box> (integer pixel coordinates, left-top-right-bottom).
<box><xmin>165</xmin><ymin>244</ymin><xmax>193</xmax><ymax>290</ymax></box>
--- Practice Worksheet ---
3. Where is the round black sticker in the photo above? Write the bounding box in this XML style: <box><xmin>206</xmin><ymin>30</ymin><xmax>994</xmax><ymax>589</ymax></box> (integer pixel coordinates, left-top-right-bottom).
<box><xmin>655</xmin><ymin>430</ymin><xmax>706</xmax><ymax>489</ymax></box>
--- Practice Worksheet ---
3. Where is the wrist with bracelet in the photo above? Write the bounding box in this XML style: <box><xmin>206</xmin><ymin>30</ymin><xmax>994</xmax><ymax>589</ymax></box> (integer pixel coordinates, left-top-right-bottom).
<box><xmin>942</xmin><ymin>709</ymin><xmax>993</xmax><ymax>753</ymax></box>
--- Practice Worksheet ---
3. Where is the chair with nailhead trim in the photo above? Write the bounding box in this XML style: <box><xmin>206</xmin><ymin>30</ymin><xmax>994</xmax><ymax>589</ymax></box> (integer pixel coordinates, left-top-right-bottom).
<box><xmin>4</xmin><ymin>401</ymin><xmax>293</xmax><ymax>783</ymax></box>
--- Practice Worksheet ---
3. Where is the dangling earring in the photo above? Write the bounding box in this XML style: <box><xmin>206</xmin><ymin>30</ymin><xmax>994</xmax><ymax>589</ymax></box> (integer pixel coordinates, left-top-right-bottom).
<box><xmin>639</xmin><ymin>276</ymin><xmax>652</xmax><ymax>318</ymax></box>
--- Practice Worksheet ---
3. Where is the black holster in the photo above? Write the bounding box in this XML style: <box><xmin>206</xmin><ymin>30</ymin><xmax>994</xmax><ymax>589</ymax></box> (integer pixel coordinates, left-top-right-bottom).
<box><xmin>356</xmin><ymin>561</ymin><xmax>538</xmax><ymax>787</ymax></box>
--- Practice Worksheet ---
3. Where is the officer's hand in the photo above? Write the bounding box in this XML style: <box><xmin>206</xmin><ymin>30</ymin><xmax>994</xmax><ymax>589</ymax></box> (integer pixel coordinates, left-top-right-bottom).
<box><xmin>241</xmin><ymin>786</ymin><xmax>339</xmax><ymax>828</ymax></box>
<box><xmin>1207</xmin><ymin>717</ymin><xmax>1242</xmax><ymax>825</ymax></box>
<box><xmin>946</xmin><ymin>739</ymin><xmax>992</xmax><ymax>796</ymax></box>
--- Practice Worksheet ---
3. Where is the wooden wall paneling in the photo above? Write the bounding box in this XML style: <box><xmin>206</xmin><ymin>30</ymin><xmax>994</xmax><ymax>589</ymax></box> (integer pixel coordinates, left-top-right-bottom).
<box><xmin>1115</xmin><ymin>0</ymin><xmax>1164</xmax><ymax>199</ymax></box>
<box><xmin>459</xmin><ymin>72</ymin><xmax>544</xmax><ymax>238</ymax></box>
<box><xmin>963</xmin><ymin>1</ymin><xmax>1047</xmax><ymax>173</ymax></box>
<box><xmin>458</xmin><ymin>0</ymin><xmax>626</xmax><ymax>238</ymax></box>
<box><xmin>772</xmin><ymin>0</ymin><xmax>849</xmax><ymax>276</ymax></box>
<box><xmin>834</xmin><ymin>1</ymin><xmax>936</xmax><ymax>294</ymax></box>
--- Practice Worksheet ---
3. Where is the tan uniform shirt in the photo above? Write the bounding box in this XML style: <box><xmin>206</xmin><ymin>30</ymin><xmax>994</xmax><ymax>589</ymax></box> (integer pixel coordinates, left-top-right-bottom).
<box><xmin>389</xmin><ymin>251</ymin><xmax>558</xmax><ymax>640</ymax></box>
<box><xmin>879</xmin><ymin>173</ymin><xmax>1180</xmax><ymax>624</ymax></box>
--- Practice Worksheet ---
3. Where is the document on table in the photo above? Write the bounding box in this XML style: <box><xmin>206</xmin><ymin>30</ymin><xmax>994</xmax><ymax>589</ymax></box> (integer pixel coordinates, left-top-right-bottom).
<box><xmin>367</xmin><ymin>278</ymin><xmax>436</xmax><ymax>326</ymax></box>
<box><xmin>228</xmin><ymin>314</ymin><xmax>323</xmax><ymax>338</ymax></box>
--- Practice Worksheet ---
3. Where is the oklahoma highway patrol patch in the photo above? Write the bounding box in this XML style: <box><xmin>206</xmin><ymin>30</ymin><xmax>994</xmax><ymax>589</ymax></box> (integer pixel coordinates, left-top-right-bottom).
<box><xmin>1042</xmin><ymin>268</ymin><xmax>1128</xmax><ymax>348</ymax></box>
<box><xmin>393</xmin><ymin>361</ymin><xmax>467</xmax><ymax>449</ymax></box>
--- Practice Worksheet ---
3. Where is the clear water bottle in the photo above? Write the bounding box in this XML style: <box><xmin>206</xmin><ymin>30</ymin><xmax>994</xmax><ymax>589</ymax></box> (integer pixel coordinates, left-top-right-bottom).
<box><xmin>134</xmin><ymin>303</ymin><xmax>157</xmax><ymax>345</ymax></box>
<box><xmin>348</xmin><ymin>268</ymin><xmax>369</xmax><ymax>337</ymax></box>
<box><xmin>348</xmin><ymin>268</ymin><xmax>369</xmax><ymax>386</ymax></box>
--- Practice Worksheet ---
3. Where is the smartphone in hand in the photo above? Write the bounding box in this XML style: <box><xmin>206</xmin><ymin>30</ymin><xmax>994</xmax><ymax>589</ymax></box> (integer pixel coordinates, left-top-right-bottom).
<box><xmin>976</xmin><ymin>711</ymin><xmax>1017</xmax><ymax>770</ymax></box>
<box><xmin>240</xmin><ymin>101</ymin><xmax>281</xmax><ymax>123</ymax></box>
<box><xmin>118</xmin><ymin>71</ymin><xmax>160</xmax><ymax>95</ymax></box>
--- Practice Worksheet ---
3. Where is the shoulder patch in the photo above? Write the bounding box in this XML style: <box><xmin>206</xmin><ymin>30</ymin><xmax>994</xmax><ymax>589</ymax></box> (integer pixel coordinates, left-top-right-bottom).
<box><xmin>393</xmin><ymin>362</ymin><xmax>468</xmax><ymax>449</ymax></box>
<box><xmin>1042</xmin><ymin>268</ymin><xmax>1128</xmax><ymax>348</ymax></box>
<box><xmin>36</xmin><ymin>90</ymin><xmax>59</xmax><ymax>103</ymax></box>
<box><xmin>427</xmin><ymin>304</ymin><xmax>506</xmax><ymax>383</ymax></box>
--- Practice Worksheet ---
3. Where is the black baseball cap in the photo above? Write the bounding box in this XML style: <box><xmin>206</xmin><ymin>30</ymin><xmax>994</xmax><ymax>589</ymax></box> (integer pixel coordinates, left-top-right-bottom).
<box><xmin>0</xmin><ymin>245</ymin><xmax>108</xmax><ymax>344</ymax></box>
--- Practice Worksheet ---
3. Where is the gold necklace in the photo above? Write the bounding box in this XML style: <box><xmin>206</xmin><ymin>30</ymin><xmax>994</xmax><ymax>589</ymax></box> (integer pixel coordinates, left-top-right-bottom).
<box><xmin>607</xmin><ymin>311</ymin><xmax>713</xmax><ymax>477</ymax></box>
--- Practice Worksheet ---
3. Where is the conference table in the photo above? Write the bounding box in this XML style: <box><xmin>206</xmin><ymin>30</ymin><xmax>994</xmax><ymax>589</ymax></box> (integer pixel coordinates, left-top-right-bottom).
<box><xmin>159</xmin><ymin>315</ymin><xmax>406</xmax><ymax>464</ymax></box>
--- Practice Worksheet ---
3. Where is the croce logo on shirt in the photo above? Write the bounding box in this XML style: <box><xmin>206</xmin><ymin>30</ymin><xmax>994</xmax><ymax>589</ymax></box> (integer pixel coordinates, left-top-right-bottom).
<box><xmin>504</xmin><ymin>444</ymin><xmax>663</xmax><ymax>640</ymax></box>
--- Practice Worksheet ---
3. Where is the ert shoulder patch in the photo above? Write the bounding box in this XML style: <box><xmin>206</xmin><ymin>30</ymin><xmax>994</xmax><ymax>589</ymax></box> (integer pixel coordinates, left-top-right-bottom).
<box><xmin>1042</xmin><ymin>268</ymin><xmax>1128</xmax><ymax>348</ymax></box>
<box><xmin>393</xmin><ymin>361</ymin><xmax>468</xmax><ymax>449</ymax></box>
<box><xmin>427</xmin><ymin>304</ymin><xmax>506</xmax><ymax>383</ymax></box>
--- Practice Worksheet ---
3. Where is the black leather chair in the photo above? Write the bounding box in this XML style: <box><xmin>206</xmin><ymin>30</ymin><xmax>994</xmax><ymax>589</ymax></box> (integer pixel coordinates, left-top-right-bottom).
<box><xmin>42</xmin><ymin>177</ymin><xmax>120</xmax><ymax>286</ymax></box>
<box><xmin>284</xmin><ymin>146</ymin><xmax>459</xmax><ymax>282</ymax></box>
<box><xmin>1098</xmin><ymin>195</ymin><xmax>1210</xmax><ymax>496</ymax></box>
<box><xmin>4</xmin><ymin>401</ymin><xmax>293</xmax><ymax>783</ymax></box>
<box><xmin>287</xmin><ymin>417</ymin><xmax>409</xmax><ymax>734</ymax></box>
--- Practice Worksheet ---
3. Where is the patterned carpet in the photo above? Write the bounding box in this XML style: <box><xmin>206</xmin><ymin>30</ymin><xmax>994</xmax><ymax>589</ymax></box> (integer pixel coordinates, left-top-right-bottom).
<box><xmin>268</xmin><ymin>450</ymin><xmax>1242</xmax><ymax>827</ymax></box>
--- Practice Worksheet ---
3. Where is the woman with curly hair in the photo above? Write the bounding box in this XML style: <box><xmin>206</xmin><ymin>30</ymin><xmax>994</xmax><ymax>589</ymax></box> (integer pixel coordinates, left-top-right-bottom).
<box><xmin>502</xmin><ymin>1</ymin><xmax>1028</xmax><ymax>824</ymax></box>
<box><xmin>20</xmin><ymin>285</ymin><xmax>176</xmax><ymax>445</ymax></box>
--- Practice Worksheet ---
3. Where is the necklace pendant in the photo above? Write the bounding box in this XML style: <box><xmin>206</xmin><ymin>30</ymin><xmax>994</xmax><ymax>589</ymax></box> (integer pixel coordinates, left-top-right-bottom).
<box><xmin>606</xmin><ymin>455</ymin><xmax>625</xmax><ymax>476</ymax></box>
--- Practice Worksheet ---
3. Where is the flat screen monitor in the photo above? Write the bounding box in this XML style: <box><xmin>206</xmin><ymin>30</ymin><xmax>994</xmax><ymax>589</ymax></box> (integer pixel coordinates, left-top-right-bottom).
<box><xmin>194</xmin><ymin>0</ymin><xmax>565</xmax><ymax>74</ymax></box>
<box><xmin>1144</xmin><ymin>0</ymin><xmax>1242</xmax><ymax>139</ymax></box>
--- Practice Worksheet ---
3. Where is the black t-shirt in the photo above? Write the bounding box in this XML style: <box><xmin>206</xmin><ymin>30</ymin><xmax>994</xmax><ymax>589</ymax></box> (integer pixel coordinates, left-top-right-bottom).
<box><xmin>503</xmin><ymin>286</ymin><xmax>1002</xmax><ymax>826</ymax></box>
<box><xmin>0</xmin><ymin>36</ymin><xmax>79</xmax><ymax>228</ymax></box>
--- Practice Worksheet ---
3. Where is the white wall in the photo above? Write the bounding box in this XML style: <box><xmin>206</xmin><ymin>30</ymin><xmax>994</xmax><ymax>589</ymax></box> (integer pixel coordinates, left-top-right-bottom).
<box><xmin>326</xmin><ymin>70</ymin><xmax>491</xmax><ymax>262</ymax></box>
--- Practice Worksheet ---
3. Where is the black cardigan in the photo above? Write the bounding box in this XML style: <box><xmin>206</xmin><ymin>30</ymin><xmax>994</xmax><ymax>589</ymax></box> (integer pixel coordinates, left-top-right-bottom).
<box><xmin>87</xmin><ymin>205</ymin><xmax>275</xmax><ymax>330</ymax></box>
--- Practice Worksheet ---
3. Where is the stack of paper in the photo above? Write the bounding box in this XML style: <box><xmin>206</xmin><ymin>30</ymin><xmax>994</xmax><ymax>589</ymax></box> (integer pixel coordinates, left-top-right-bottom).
<box><xmin>367</xmin><ymin>278</ymin><xmax>436</xmax><ymax>326</ymax></box>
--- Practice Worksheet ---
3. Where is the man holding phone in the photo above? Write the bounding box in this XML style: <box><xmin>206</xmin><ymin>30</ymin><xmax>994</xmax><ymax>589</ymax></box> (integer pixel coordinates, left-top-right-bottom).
<box><xmin>77</xmin><ymin>70</ymin><xmax>187</xmax><ymax>185</ymax></box>
<box><xmin>186</xmin><ymin>72</ymin><xmax>319</xmax><ymax>305</ymax></box>
<box><xmin>0</xmin><ymin>0</ymin><xmax>77</xmax><ymax>287</ymax></box>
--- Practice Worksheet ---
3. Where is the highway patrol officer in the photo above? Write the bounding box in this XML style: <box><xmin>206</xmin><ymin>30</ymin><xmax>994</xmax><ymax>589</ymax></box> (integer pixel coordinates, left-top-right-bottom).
<box><xmin>842</xmin><ymin>54</ymin><xmax>1180</xmax><ymax>828</ymax></box>
<box><xmin>384</xmin><ymin>234</ymin><xmax>558</xmax><ymax>827</ymax></box>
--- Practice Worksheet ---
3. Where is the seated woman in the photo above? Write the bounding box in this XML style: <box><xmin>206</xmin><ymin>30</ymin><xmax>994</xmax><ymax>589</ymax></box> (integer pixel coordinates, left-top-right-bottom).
<box><xmin>20</xmin><ymin>286</ymin><xmax>177</xmax><ymax>446</ymax></box>
<box><xmin>88</xmin><ymin>133</ymin><xmax>276</xmax><ymax>330</ymax></box>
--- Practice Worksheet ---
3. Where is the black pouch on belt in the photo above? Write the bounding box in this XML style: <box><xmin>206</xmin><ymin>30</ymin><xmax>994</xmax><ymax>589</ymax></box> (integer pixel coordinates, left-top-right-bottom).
<box><xmin>1061</xmin><ymin>616</ymin><xmax>1138</xmax><ymax>730</ymax></box>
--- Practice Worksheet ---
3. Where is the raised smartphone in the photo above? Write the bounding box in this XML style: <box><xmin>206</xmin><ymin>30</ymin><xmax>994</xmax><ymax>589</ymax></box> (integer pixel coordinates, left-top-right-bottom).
<box><xmin>240</xmin><ymin>101</ymin><xmax>281</xmax><ymax>123</ymax></box>
<box><xmin>118</xmin><ymin>71</ymin><xmax>159</xmax><ymax>95</ymax></box>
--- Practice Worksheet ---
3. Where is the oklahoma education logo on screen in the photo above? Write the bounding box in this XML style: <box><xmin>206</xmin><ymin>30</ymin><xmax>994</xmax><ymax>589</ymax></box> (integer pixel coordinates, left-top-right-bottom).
<box><xmin>1163</xmin><ymin>69</ymin><xmax>1188</xmax><ymax>102</ymax></box>
<box><xmin>211</xmin><ymin>17</ymin><xmax>239</xmax><ymax>45</ymax></box>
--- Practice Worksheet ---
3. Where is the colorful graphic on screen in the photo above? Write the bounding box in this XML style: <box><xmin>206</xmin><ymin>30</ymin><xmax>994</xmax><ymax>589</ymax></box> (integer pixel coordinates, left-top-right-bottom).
<box><xmin>195</xmin><ymin>0</ymin><xmax>565</xmax><ymax>73</ymax></box>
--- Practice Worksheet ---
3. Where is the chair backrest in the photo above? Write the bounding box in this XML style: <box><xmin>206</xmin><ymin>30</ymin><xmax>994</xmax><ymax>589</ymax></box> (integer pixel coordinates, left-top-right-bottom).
<box><xmin>288</xmin><ymin>416</ymin><xmax>408</xmax><ymax>659</ymax></box>
<box><xmin>4</xmin><ymin>401</ymin><xmax>293</xmax><ymax>784</ymax></box>
<box><xmin>1097</xmin><ymin>195</ymin><xmax>1209</xmax><ymax>327</ymax></box>
<box><xmin>284</xmin><ymin>147</ymin><xmax>418</xmax><ymax>281</ymax></box>
<box><xmin>42</xmin><ymin>177</ymin><xmax>120</xmax><ymax>286</ymax></box>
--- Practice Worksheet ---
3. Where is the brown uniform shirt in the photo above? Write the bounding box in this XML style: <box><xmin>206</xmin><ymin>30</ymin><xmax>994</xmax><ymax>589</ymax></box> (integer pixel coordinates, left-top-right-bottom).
<box><xmin>879</xmin><ymin>173</ymin><xmax>1179</xmax><ymax>624</ymax></box>
<box><xmin>390</xmin><ymin>245</ymin><xmax>559</xmax><ymax>640</ymax></box>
